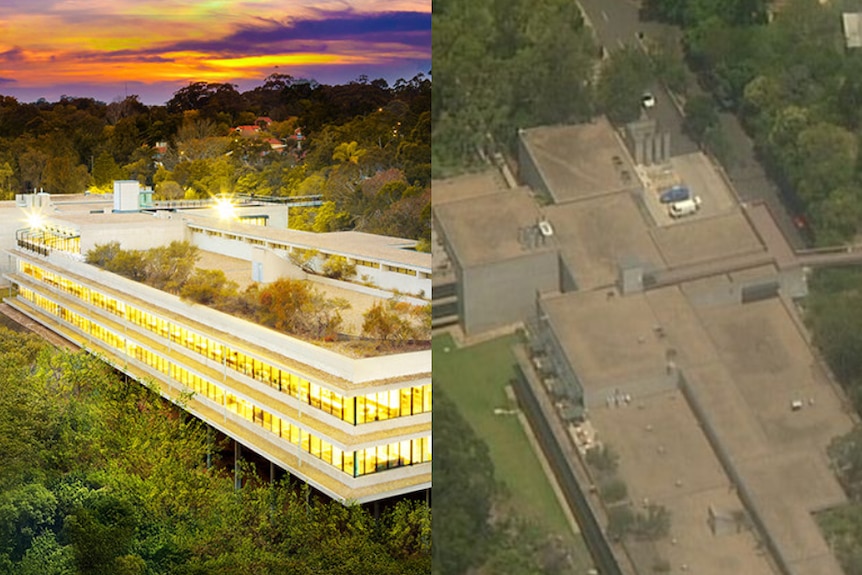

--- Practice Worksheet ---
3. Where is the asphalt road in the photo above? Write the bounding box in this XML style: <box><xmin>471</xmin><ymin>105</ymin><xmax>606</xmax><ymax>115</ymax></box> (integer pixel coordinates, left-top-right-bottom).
<box><xmin>578</xmin><ymin>0</ymin><xmax>699</xmax><ymax>157</ymax></box>
<box><xmin>576</xmin><ymin>0</ymin><xmax>808</xmax><ymax>248</ymax></box>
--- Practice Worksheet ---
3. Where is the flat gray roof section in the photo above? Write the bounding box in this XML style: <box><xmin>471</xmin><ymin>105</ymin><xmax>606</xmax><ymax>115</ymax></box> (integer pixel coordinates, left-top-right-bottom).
<box><xmin>542</xmin><ymin>283</ymin><xmax>853</xmax><ymax>575</ymax></box>
<box><xmin>650</xmin><ymin>211</ymin><xmax>764</xmax><ymax>269</ymax></box>
<box><xmin>432</xmin><ymin>170</ymin><xmax>511</xmax><ymax>206</ymax></box>
<box><xmin>589</xmin><ymin>390</ymin><xmax>776</xmax><ymax>575</ymax></box>
<box><xmin>545</xmin><ymin>193</ymin><xmax>665</xmax><ymax>291</ymax></box>
<box><xmin>541</xmin><ymin>289</ymin><xmax>670</xmax><ymax>394</ymax></box>
<box><xmin>643</xmin><ymin>287</ymin><xmax>852</xmax><ymax>575</ymax></box>
<box><xmin>55</xmin><ymin>211</ymin><xmax>171</xmax><ymax>227</ymax></box>
<box><xmin>519</xmin><ymin>116</ymin><xmax>639</xmax><ymax>204</ymax></box>
<box><xmin>433</xmin><ymin>187</ymin><xmax>553</xmax><ymax>269</ymax></box>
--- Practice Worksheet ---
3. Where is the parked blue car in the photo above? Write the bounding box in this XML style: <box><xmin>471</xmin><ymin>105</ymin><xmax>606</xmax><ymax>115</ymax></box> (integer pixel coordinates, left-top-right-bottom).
<box><xmin>660</xmin><ymin>185</ymin><xmax>690</xmax><ymax>204</ymax></box>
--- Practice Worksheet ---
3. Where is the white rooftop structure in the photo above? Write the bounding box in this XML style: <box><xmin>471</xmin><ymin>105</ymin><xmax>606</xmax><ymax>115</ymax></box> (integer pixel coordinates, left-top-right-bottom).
<box><xmin>843</xmin><ymin>12</ymin><xmax>862</xmax><ymax>48</ymax></box>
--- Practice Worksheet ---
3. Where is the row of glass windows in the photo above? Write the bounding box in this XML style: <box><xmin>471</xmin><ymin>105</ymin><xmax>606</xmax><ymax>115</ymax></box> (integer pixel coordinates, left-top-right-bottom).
<box><xmin>238</xmin><ymin>216</ymin><xmax>268</xmax><ymax>227</ymax></box>
<box><xmin>18</xmin><ymin>261</ymin><xmax>431</xmax><ymax>425</ymax></box>
<box><xmin>17</xmin><ymin>287</ymin><xmax>431</xmax><ymax>478</ymax></box>
<box><xmin>20</xmin><ymin>228</ymin><xmax>81</xmax><ymax>255</ymax></box>
<box><xmin>352</xmin><ymin>258</ymin><xmax>380</xmax><ymax>269</ymax></box>
<box><xmin>384</xmin><ymin>264</ymin><xmax>419</xmax><ymax>276</ymax></box>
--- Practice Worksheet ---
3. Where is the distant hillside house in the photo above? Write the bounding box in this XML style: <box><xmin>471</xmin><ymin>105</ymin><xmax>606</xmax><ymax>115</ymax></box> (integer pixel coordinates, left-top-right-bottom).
<box><xmin>234</xmin><ymin>125</ymin><xmax>261</xmax><ymax>137</ymax></box>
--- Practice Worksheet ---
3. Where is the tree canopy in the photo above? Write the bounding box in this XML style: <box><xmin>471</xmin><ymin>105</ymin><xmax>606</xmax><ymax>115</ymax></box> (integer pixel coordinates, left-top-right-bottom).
<box><xmin>432</xmin><ymin>0</ymin><xmax>598</xmax><ymax>176</ymax></box>
<box><xmin>643</xmin><ymin>0</ymin><xmax>862</xmax><ymax>244</ymax></box>
<box><xmin>804</xmin><ymin>267</ymin><xmax>862</xmax><ymax>574</ymax></box>
<box><xmin>0</xmin><ymin>75</ymin><xmax>430</xmax><ymax>248</ymax></box>
<box><xmin>0</xmin><ymin>327</ymin><xmax>431</xmax><ymax>574</ymax></box>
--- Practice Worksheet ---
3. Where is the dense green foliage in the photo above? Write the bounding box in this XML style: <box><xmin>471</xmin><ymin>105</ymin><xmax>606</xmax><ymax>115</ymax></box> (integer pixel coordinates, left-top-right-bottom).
<box><xmin>818</xmin><ymin>503</ymin><xmax>862</xmax><ymax>575</ymax></box>
<box><xmin>642</xmin><ymin>0</ymin><xmax>862</xmax><ymax>244</ymax></box>
<box><xmin>0</xmin><ymin>74</ymin><xmax>430</xmax><ymax>246</ymax></box>
<box><xmin>431</xmin><ymin>389</ymin><xmax>495</xmax><ymax>575</ymax></box>
<box><xmin>432</xmin><ymin>0</ymin><xmax>600</xmax><ymax>174</ymax></box>
<box><xmin>805</xmin><ymin>267</ymin><xmax>862</xmax><ymax>571</ymax></box>
<box><xmin>805</xmin><ymin>268</ymin><xmax>862</xmax><ymax>409</ymax></box>
<box><xmin>432</xmin><ymin>387</ymin><xmax>583</xmax><ymax>575</ymax></box>
<box><xmin>0</xmin><ymin>327</ymin><xmax>430</xmax><ymax>574</ymax></box>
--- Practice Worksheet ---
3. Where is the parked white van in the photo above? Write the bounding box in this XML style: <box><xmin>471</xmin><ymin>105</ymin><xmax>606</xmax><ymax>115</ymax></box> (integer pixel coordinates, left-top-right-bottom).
<box><xmin>668</xmin><ymin>196</ymin><xmax>702</xmax><ymax>218</ymax></box>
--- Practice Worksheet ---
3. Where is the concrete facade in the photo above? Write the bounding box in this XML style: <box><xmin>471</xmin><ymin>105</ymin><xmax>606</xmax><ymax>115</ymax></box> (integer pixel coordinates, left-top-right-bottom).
<box><xmin>433</xmin><ymin>182</ymin><xmax>559</xmax><ymax>336</ymax></box>
<box><xmin>460</xmin><ymin>250</ymin><xmax>559</xmax><ymax>335</ymax></box>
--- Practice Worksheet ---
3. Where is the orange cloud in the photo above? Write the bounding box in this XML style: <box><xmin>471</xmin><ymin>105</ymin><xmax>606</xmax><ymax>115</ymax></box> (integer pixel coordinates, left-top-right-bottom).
<box><xmin>0</xmin><ymin>2</ymin><xmax>430</xmax><ymax>103</ymax></box>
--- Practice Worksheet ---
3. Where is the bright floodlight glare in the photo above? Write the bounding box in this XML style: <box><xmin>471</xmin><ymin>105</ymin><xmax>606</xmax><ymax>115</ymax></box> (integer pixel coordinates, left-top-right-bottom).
<box><xmin>27</xmin><ymin>213</ymin><xmax>44</xmax><ymax>229</ymax></box>
<box><xmin>215</xmin><ymin>197</ymin><xmax>236</xmax><ymax>220</ymax></box>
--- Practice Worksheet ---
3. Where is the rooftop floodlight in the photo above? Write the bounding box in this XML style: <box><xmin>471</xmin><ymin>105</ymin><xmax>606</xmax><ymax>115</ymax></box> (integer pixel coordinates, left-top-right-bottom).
<box><xmin>26</xmin><ymin>213</ymin><xmax>44</xmax><ymax>230</ymax></box>
<box><xmin>215</xmin><ymin>196</ymin><xmax>236</xmax><ymax>220</ymax></box>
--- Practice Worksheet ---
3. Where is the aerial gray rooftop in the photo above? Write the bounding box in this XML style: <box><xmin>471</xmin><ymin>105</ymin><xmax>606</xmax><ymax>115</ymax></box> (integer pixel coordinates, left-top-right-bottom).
<box><xmin>519</xmin><ymin>116</ymin><xmax>639</xmax><ymax>204</ymax></box>
<box><xmin>434</xmin><ymin>187</ymin><xmax>553</xmax><ymax>269</ymax></box>
<box><xmin>432</xmin><ymin>170</ymin><xmax>510</xmax><ymax>206</ymax></box>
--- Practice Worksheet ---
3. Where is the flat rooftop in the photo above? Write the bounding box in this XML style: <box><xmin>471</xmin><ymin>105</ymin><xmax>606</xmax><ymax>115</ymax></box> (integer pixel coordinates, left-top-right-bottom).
<box><xmin>433</xmin><ymin>187</ymin><xmax>553</xmax><ymax>269</ymax></box>
<box><xmin>590</xmin><ymin>389</ymin><xmax>776</xmax><ymax>575</ymax></box>
<box><xmin>545</xmin><ymin>193</ymin><xmax>665</xmax><ymax>291</ymax></box>
<box><xmin>9</xmin><ymin>195</ymin><xmax>430</xmax><ymax>270</ymax></box>
<box><xmin>541</xmin><ymin>289</ymin><xmax>669</xmax><ymax>393</ymax></box>
<box><xmin>543</xmin><ymin>283</ymin><xmax>853</xmax><ymax>575</ymax></box>
<box><xmin>650</xmin><ymin>211</ymin><xmax>764</xmax><ymax>269</ymax></box>
<box><xmin>432</xmin><ymin>170</ymin><xmax>510</xmax><ymax>206</ymax></box>
<box><xmin>49</xmin><ymin>211</ymin><xmax>176</xmax><ymax>227</ymax></box>
<box><xmin>519</xmin><ymin>116</ymin><xmax>638</xmax><ymax>204</ymax></box>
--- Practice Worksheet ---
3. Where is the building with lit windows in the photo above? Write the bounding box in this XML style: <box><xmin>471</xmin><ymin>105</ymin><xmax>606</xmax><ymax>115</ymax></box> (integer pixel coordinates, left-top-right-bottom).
<box><xmin>0</xmin><ymin>189</ymin><xmax>431</xmax><ymax>504</ymax></box>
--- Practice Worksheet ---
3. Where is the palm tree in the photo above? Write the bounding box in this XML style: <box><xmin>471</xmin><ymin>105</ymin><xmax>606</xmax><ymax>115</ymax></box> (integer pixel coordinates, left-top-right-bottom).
<box><xmin>332</xmin><ymin>141</ymin><xmax>367</xmax><ymax>165</ymax></box>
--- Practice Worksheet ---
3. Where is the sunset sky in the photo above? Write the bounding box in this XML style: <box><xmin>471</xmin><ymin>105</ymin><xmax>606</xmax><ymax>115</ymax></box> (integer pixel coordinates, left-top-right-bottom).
<box><xmin>0</xmin><ymin>1</ymin><xmax>431</xmax><ymax>105</ymax></box>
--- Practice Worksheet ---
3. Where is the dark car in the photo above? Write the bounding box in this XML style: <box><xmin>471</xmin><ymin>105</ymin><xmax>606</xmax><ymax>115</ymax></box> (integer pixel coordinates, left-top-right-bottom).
<box><xmin>660</xmin><ymin>185</ymin><xmax>690</xmax><ymax>204</ymax></box>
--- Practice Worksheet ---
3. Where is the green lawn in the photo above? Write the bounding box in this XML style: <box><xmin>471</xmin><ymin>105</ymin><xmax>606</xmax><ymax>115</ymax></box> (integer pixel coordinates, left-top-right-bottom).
<box><xmin>433</xmin><ymin>332</ymin><xmax>573</xmax><ymax>538</ymax></box>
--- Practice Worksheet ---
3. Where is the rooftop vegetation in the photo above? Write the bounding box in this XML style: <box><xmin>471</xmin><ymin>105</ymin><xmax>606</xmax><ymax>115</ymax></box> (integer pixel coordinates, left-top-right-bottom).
<box><xmin>85</xmin><ymin>241</ymin><xmax>430</xmax><ymax>356</ymax></box>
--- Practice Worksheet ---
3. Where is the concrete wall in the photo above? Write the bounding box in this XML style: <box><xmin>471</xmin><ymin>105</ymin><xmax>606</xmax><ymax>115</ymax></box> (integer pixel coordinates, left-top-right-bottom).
<box><xmin>113</xmin><ymin>180</ymin><xmax>141</xmax><ymax>211</ymax></box>
<box><xmin>312</xmin><ymin>275</ymin><xmax>427</xmax><ymax>306</ymax></box>
<box><xmin>462</xmin><ymin>249</ymin><xmax>559</xmax><ymax>335</ymax></box>
<box><xmin>190</xmin><ymin>230</ymin><xmax>254</xmax><ymax>260</ymax></box>
<box><xmin>240</xmin><ymin>204</ymin><xmax>288</xmax><ymax>229</ymax></box>
<box><xmin>251</xmin><ymin>246</ymin><xmax>306</xmax><ymax>282</ymax></box>
<box><xmin>517</xmin><ymin>131</ymin><xmax>551</xmax><ymax>200</ymax></box>
<box><xmin>354</xmin><ymin>262</ymin><xmax>429</xmax><ymax>297</ymax></box>
<box><xmin>80</xmin><ymin>219</ymin><xmax>187</xmax><ymax>253</ymax></box>
<box><xmin>0</xmin><ymin>204</ymin><xmax>21</xmax><ymax>280</ymax></box>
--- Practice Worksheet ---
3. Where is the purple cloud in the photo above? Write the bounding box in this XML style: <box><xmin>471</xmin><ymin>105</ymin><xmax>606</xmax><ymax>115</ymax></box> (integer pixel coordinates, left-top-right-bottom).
<box><xmin>230</xmin><ymin>10</ymin><xmax>431</xmax><ymax>43</ymax></box>
<box><xmin>116</xmin><ymin>10</ymin><xmax>431</xmax><ymax>58</ymax></box>
<box><xmin>0</xmin><ymin>47</ymin><xmax>26</xmax><ymax>62</ymax></box>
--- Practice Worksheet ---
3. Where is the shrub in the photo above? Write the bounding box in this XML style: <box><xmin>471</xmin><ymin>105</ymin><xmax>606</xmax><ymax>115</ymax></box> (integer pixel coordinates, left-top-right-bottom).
<box><xmin>321</xmin><ymin>255</ymin><xmax>356</xmax><ymax>280</ymax></box>
<box><xmin>599</xmin><ymin>478</ymin><xmax>628</xmax><ymax>504</ymax></box>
